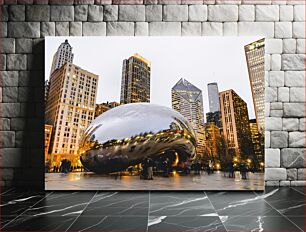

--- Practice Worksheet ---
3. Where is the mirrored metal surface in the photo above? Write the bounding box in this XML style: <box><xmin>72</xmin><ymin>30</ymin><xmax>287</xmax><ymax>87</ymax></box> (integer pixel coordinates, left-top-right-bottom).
<box><xmin>79</xmin><ymin>103</ymin><xmax>197</xmax><ymax>174</ymax></box>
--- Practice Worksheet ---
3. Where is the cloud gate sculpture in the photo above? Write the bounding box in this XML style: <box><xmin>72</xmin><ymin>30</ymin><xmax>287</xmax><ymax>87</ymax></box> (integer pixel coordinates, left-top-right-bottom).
<box><xmin>79</xmin><ymin>103</ymin><xmax>197</xmax><ymax>174</ymax></box>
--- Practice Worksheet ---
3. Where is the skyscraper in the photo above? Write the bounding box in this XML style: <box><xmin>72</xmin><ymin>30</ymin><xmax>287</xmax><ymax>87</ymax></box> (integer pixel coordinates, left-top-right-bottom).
<box><xmin>95</xmin><ymin>101</ymin><xmax>120</xmax><ymax>118</ymax></box>
<box><xmin>45</xmin><ymin>63</ymin><xmax>98</xmax><ymax>167</ymax></box>
<box><xmin>244</xmin><ymin>38</ymin><xmax>265</xmax><ymax>133</ymax></box>
<box><xmin>172</xmin><ymin>78</ymin><xmax>205</xmax><ymax>155</ymax></box>
<box><xmin>50</xmin><ymin>39</ymin><xmax>74</xmax><ymax>75</ymax></box>
<box><xmin>219</xmin><ymin>89</ymin><xmax>253</xmax><ymax>162</ymax></box>
<box><xmin>120</xmin><ymin>54</ymin><xmax>151</xmax><ymax>104</ymax></box>
<box><xmin>249</xmin><ymin>118</ymin><xmax>264</xmax><ymax>167</ymax></box>
<box><xmin>207</xmin><ymin>82</ymin><xmax>220</xmax><ymax>113</ymax></box>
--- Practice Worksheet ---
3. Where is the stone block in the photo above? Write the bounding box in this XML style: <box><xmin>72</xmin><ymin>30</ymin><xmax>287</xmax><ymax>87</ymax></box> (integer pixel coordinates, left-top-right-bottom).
<box><xmin>106</xmin><ymin>22</ymin><xmax>134</xmax><ymax>36</ymax></box>
<box><xmin>135</xmin><ymin>22</ymin><xmax>148</xmax><ymax>36</ymax></box>
<box><xmin>265</xmin><ymin>181</ymin><xmax>280</xmax><ymax>187</ymax></box>
<box><xmin>0</xmin><ymin>148</ymin><xmax>23</xmax><ymax>168</ymax></box>
<box><xmin>55</xmin><ymin>22</ymin><xmax>69</xmax><ymax>36</ymax></box>
<box><xmin>0</xmin><ymin>118</ymin><xmax>10</xmax><ymax>131</ymax></box>
<box><xmin>74</xmin><ymin>0</ymin><xmax>94</xmax><ymax>3</ymax></box>
<box><xmin>278</xmin><ymin>87</ymin><xmax>289</xmax><ymax>102</ymax></box>
<box><xmin>296</xmin><ymin>39</ymin><xmax>305</xmax><ymax>54</ymax></box>
<box><xmin>119</xmin><ymin>5</ymin><xmax>145</xmax><ymax>22</ymax></box>
<box><xmin>88</xmin><ymin>5</ymin><xmax>103</xmax><ymax>22</ymax></box>
<box><xmin>270</xmin><ymin>110</ymin><xmax>283</xmax><ymax>117</ymax></box>
<box><xmin>281</xmin><ymin>148</ymin><xmax>305</xmax><ymax>168</ymax></box>
<box><xmin>0</xmin><ymin>131</ymin><xmax>15</xmax><ymax>148</ymax></box>
<box><xmin>50</xmin><ymin>6</ymin><xmax>74</xmax><ymax>21</ymax></box>
<box><xmin>297</xmin><ymin>168</ymin><xmax>305</xmax><ymax>180</ymax></box>
<box><xmin>0</xmin><ymin>54</ymin><xmax>6</xmax><ymax>71</ymax></box>
<box><xmin>283</xmin><ymin>39</ymin><xmax>296</xmax><ymax>54</ymax></box>
<box><xmin>70</xmin><ymin>22</ymin><xmax>82</xmax><ymax>36</ymax></box>
<box><xmin>41</xmin><ymin>22</ymin><xmax>55</xmax><ymax>37</ymax></box>
<box><xmin>10</xmin><ymin>118</ymin><xmax>25</xmax><ymax>130</ymax></box>
<box><xmin>163</xmin><ymin>5</ymin><xmax>188</xmax><ymax>22</ymax></box>
<box><xmin>270</xmin><ymin>131</ymin><xmax>288</xmax><ymax>148</ymax></box>
<box><xmin>145</xmin><ymin>5</ymin><xmax>162</xmax><ymax>22</ymax></box>
<box><xmin>265</xmin><ymin>39</ymin><xmax>282</xmax><ymax>54</ymax></box>
<box><xmin>294</xmin><ymin>5</ymin><xmax>305</xmax><ymax>21</ymax></box>
<box><xmin>26</xmin><ymin>5</ymin><xmax>50</xmax><ymax>21</ymax></box>
<box><xmin>265</xmin><ymin>102</ymin><xmax>270</xmax><ymax>117</ymax></box>
<box><xmin>287</xmin><ymin>168</ymin><xmax>297</xmax><ymax>180</ymax></box>
<box><xmin>280</xmin><ymin>5</ymin><xmax>293</xmax><ymax>21</ymax></box>
<box><xmin>104</xmin><ymin>5</ymin><xmax>118</xmax><ymax>22</ymax></box>
<box><xmin>223</xmin><ymin>22</ymin><xmax>237</xmax><ymax>36</ymax></box>
<box><xmin>282</xmin><ymin>54</ymin><xmax>305</xmax><ymax>71</ymax></box>
<box><xmin>149</xmin><ymin>22</ymin><xmax>181</xmax><ymax>36</ymax></box>
<box><xmin>1</xmin><ymin>5</ymin><xmax>9</xmax><ymax>22</ymax></box>
<box><xmin>280</xmin><ymin>181</ymin><xmax>290</xmax><ymax>186</ymax></box>
<box><xmin>8</xmin><ymin>22</ymin><xmax>40</xmax><ymax>38</ymax></box>
<box><xmin>265</xmin><ymin>54</ymin><xmax>270</xmax><ymax>71</ymax></box>
<box><xmin>188</xmin><ymin>5</ymin><xmax>207</xmax><ymax>22</ymax></box>
<box><xmin>285</xmin><ymin>71</ymin><xmax>305</xmax><ymax>87</ymax></box>
<box><xmin>255</xmin><ymin>5</ymin><xmax>279</xmax><ymax>21</ymax></box>
<box><xmin>74</xmin><ymin>5</ymin><xmax>88</xmax><ymax>21</ymax></box>
<box><xmin>290</xmin><ymin>181</ymin><xmax>306</xmax><ymax>186</ymax></box>
<box><xmin>113</xmin><ymin>0</ymin><xmax>143</xmax><ymax>3</ymax></box>
<box><xmin>265</xmin><ymin>149</ymin><xmax>280</xmax><ymax>167</ymax></box>
<box><xmin>208</xmin><ymin>5</ymin><xmax>238</xmax><ymax>22</ymax></box>
<box><xmin>16</xmin><ymin>39</ymin><xmax>32</xmax><ymax>53</ymax></box>
<box><xmin>1</xmin><ymin>38</ymin><xmax>14</xmax><ymax>53</ymax></box>
<box><xmin>7</xmin><ymin>54</ymin><xmax>26</xmax><ymax>70</ymax></box>
<box><xmin>270</xmin><ymin>54</ymin><xmax>281</xmax><ymax>71</ymax></box>
<box><xmin>9</xmin><ymin>5</ymin><xmax>25</xmax><ymax>21</ymax></box>
<box><xmin>293</xmin><ymin>22</ymin><xmax>305</xmax><ymax>38</ymax></box>
<box><xmin>2</xmin><ymin>87</ymin><xmax>18</xmax><ymax>102</ymax></box>
<box><xmin>182</xmin><ymin>22</ymin><xmax>201</xmax><ymax>36</ymax></box>
<box><xmin>265</xmin><ymin>168</ymin><xmax>286</xmax><ymax>181</ymax></box>
<box><xmin>1</xmin><ymin>71</ymin><xmax>18</xmax><ymax>87</ymax></box>
<box><xmin>266</xmin><ymin>117</ymin><xmax>282</xmax><ymax>131</ymax></box>
<box><xmin>202</xmin><ymin>22</ymin><xmax>222</xmax><ymax>36</ymax></box>
<box><xmin>1</xmin><ymin>22</ymin><xmax>8</xmax><ymax>37</ymax></box>
<box><xmin>265</xmin><ymin>87</ymin><xmax>277</xmax><ymax>102</ymax></box>
<box><xmin>299</xmin><ymin>118</ymin><xmax>305</xmax><ymax>131</ymax></box>
<box><xmin>265</xmin><ymin>131</ymin><xmax>270</xmax><ymax>148</ymax></box>
<box><xmin>284</xmin><ymin>103</ymin><xmax>305</xmax><ymax>117</ymax></box>
<box><xmin>239</xmin><ymin>5</ymin><xmax>255</xmax><ymax>21</ymax></box>
<box><xmin>289</xmin><ymin>132</ymin><xmax>305</xmax><ymax>147</ymax></box>
<box><xmin>238</xmin><ymin>22</ymin><xmax>274</xmax><ymax>38</ymax></box>
<box><xmin>269</xmin><ymin>71</ymin><xmax>284</xmax><ymax>87</ymax></box>
<box><xmin>290</xmin><ymin>87</ymin><xmax>305</xmax><ymax>102</ymax></box>
<box><xmin>283</xmin><ymin>118</ymin><xmax>299</xmax><ymax>131</ymax></box>
<box><xmin>270</xmin><ymin>102</ymin><xmax>282</xmax><ymax>110</ymax></box>
<box><xmin>275</xmin><ymin>22</ymin><xmax>292</xmax><ymax>39</ymax></box>
<box><xmin>2</xmin><ymin>103</ymin><xmax>20</xmax><ymax>117</ymax></box>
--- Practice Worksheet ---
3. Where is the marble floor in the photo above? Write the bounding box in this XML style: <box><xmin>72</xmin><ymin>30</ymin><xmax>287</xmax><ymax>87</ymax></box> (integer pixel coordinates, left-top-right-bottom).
<box><xmin>1</xmin><ymin>187</ymin><xmax>305</xmax><ymax>231</ymax></box>
<box><xmin>45</xmin><ymin>171</ymin><xmax>264</xmax><ymax>190</ymax></box>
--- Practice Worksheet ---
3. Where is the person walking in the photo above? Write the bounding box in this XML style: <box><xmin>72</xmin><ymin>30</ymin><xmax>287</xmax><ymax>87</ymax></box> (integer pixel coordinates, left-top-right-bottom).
<box><xmin>147</xmin><ymin>157</ymin><xmax>154</xmax><ymax>180</ymax></box>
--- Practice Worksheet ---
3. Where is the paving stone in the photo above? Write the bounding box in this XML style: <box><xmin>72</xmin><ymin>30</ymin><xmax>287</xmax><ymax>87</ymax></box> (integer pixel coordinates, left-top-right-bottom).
<box><xmin>266</xmin><ymin>117</ymin><xmax>282</xmax><ymax>131</ymax></box>
<box><xmin>208</xmin><ymin>5</ymin><xmax>238</xmax><ymax>21</ymax></box>
<box><xmin>15</xmin><ymin>38</ymin><xmax>32</xmax><ymax>53</ymax></box>
<box><xmin>104</xmin><ymin>5</ymin><xmax>118</xmax><ymax>21</ymax></box>
<box><xmin>275</xmin><ymin>22</ymin><xmax>292</xmax><ymax>39</ymax></box>
<box><xmin>280</xmin><ymin>5</ymin><xmax>293</xmax><ymax>21</ymax></box>
<box><xmin>282</xmin><ymin>54</ymin><xmax>305</xmax><ymax>71</ymax></box>
<box><xmin>149</xmin><ymin>22</ymin><xmax>181</xmax><ymax>36</ymax></box>
<box><xmin>284</xmin><ymin>103</ymin><xmax>305</xmax><ymax>117</ymax></box>
<box><xmin>74</xmin><ymin>5</ymin><xmax>88</xmax><ymax>21</ymax></box>
<box><xmin>8</xmin><ymin>22</ymin><xmax>40</xmax><ymax>38</ymax></box>
<box><xmin>119</xmin><ymin>5</ymin><xmax>145</xmax><ymax>22</ymax></box>
<box><xmin>182</xmin><ymin>22</ymin><xmax>201</xmax><ymax>36</ymax></box>
<box><xmin>189</xmin><ymin>5</ymin><xmax>207</xmax><ymax>22</ymax></box>
<box><xmin>289</xmin><ymin>132</ymin><xmax>305</xmax><ymax>147</ymax></box>
<box><xmin>255</xmin><ymin>5</ymin><xmax>279</xmax><ymax>21</ymax></box>
<box><xmin>26</xmin><ymin>5</ymin><xmax>50</xmax><ymax>21</ymax></box>
<box><xmin>283</xmin><ymin>39</ymin><xmax>296</xmax><ymax>54</ymax></box>
<box><xmin>41</xmin><ymin>22</ymin><xmax>55</xmax><ymax>37</ymax></box>
<box><xmin>265</xmin><ymin>149</ymin><xmax>280</xmax><ymax>168</ymax></box>
<box><xmin>50</xmin><ymin>6</ymin><xmax>74</xmax><ymax>21</ymax></box>
<box><xmin>283</xmin><ymin>118</ymin><xmax>299</xmax><ymax>131</ymax></box>
<box><xmin>163</xmin><ymin>5</ymin><xmax>188</xmax><ymax>22</ymax></box>
<box><xmin>107</xmin><ymin>22</ymin><xmax>134</xmax><ymax>36</ymax></box>
<box><xmin>202</xmin><ymin>22</ymin><xmax>222</xmax><ymax>35</ymax></box>
<box><xmin>270</xmin><ymin>131</ymin><xmax>288</xmax><ymax>148</ymax></box>
<box><xmin>88</xmin><ymin>5</ymin><xmax>103</xmax><ymax>22</ymax></box>
<box><xmin>9</xmin><ymin>5</ymin><xmax>25</xmax><ymax>21</ymax></box>
<box><xmin>83</xmin><ymin>22</ymin><xmax>106</xmax><ymax>36</ymax></box>
<box><xmin>281</xmin><ymin>148</ymin><xmax>305</xmax><ymax>168</ymax></box>
<box><xmin>239</xmin><ymin>5</ymin><xmax>255</xmax><ymax>21</ymax></box>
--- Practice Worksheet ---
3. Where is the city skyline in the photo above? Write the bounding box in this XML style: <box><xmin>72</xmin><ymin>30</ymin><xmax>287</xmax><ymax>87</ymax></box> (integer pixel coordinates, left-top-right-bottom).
<box><xmin>45</xmin><ymin>36</ymin><xmax>262</xmax><ymax>121</ymax></box>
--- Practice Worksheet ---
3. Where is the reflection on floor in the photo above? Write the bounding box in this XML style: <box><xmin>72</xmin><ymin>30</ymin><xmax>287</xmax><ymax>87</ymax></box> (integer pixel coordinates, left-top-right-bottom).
<box><xmin>45</xmin><ymin>171</ymin><xmax>265</xmax><ymax>190</ymax></box>
<box><xmin>0</xmin><ymin>187</ymin><xmax>305</xmax><ymax>231</ymax></box>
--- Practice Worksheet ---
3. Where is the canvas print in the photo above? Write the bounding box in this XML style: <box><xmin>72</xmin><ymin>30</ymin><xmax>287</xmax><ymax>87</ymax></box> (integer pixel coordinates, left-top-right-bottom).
<box><xmin>45</xmin><ymin>37</ymin><xmax>265</xmax><ymax>190</ymax></box>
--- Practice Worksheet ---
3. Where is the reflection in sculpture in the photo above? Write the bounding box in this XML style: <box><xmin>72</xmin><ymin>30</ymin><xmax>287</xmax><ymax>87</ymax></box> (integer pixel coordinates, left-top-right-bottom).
<box><xmin>79</xmin><ymin>103</ymin><xmax>197</xmax><ymax>174</ymax></box>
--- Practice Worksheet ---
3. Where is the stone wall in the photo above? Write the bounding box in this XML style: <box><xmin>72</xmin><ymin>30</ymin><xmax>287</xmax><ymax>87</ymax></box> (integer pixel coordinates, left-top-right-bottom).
<box><xmin>0</xmin><ymin>0</ymin><xmax>305</xmax><ymax>187</ymax></box>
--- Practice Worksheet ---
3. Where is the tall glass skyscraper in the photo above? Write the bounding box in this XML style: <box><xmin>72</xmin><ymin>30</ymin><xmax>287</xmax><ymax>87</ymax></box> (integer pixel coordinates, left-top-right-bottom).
<box><xmin>207</xmin><ymin>82</ymin><xmax>220</xmax><ymax>113</ymax></box>
<box><xmin>120</xmin><ymin>54</ymin><xmax>151</xmax><ymax>104</ymax></box>
<box><xmin>244</xmin><ymin>38</ymin><xmax>265</xmax><ymax>133</ymax></box>
<box><xmin>172</xmin><ymin>78</ymin><xmax>205</xmax><ymax>155</ymax></box>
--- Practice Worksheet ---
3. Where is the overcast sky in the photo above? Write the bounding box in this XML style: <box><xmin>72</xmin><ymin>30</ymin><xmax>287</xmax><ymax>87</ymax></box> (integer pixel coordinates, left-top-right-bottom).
<box><xmin>45</xmin><ymin>36</ymin><xmax>262</xmax><ymax>121</ymax></box>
